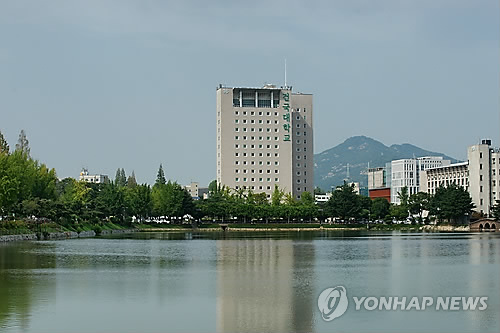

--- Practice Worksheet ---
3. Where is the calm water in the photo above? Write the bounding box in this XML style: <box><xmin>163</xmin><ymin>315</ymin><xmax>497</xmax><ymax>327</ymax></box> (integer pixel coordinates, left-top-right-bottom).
<box><xmin>0</xmin><ymin>231</ymin><xmax>499</xmax><ymax>333</ymax></box>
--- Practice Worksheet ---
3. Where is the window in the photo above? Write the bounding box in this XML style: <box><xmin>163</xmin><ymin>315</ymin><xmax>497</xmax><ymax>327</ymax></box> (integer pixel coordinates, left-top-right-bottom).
<box><xmin>235</xmin><ymin>136</ymin><xmax>239</xmax><ymax>140</ymax></box>
<box><xmin>480</xmin><ymin>175</ymin><xmax>483</xmax><ymax>181</ymax></box>
<box><xmin>235</xmin><ymin>169</ymin><xmax>239</xmax><ymax>173</ymax></box>
<box><xmin>480</xmin><ymin>152</ymin><xmax>483</xmax><ymax>158</ymax></box>
<box><xmin>480</xmin><ymin>164</ymin><xmax>482</xmax><ymax>170</ymax></box>
<box><xmin>235</xmin><ymin>119</ymin><xmax>239</xmax><ymax>123</ymax></box>
<box><xmin>235</xmin><ymin>178</ymin><xmax>239</xmax><ymax>182</ymax></box>
<box><xmin>235</xmin><ymin>152</ymin><xmax>239</xmax><ymax>157</ymax></box>
<box><xmin>243</xmin><ymin>119</ymin><xmax>247</xmax><ymax>124</ymax></box>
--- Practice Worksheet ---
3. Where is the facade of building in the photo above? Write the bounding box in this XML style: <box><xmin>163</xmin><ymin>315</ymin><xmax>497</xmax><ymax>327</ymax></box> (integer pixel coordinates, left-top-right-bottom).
<box><xmin>79</xmin><ymin>168</ymin><xmax>109</xmax><ymax>184</ymax></box>
<box><xmin>314</xmin><ymin>193</ymin><xmax>332</xmax><ymax>203</ymax></box>
<box><xmin>369</xmin><ymin>188</ymin><xmax>391</xmax><ymax>202</ymax></box>
<box><xmin>391</xmin><ymin>157</ymin><xmax>450</xmax><ymax>204</ymax></box>
<box><xmin>367</xmin><ymin>166</ymin><xmax>391</xmax><ymax>202</ymax></box>
<box><xmin>216</xmin><ymin>84</ymin><xmax>313</xmax><ymax>199</ymax></box>
<box><xmin>184</xmin><ymin>182</ymin><xmax>209</xmax><ymax>200</ymax></box>
<box><xmin>419</xmin><ymin>162</ymin><xmax>469</xmax><ymax>195</ymax></box>
<box><xmin>419</xmin><ymin>140</ymin><xmax>499</xmax><ymax>217</ymax></box>
<box><xmin>467</xmin><ymin>140</ymin><xmax>500</xmax><ymax>216</ymax></box>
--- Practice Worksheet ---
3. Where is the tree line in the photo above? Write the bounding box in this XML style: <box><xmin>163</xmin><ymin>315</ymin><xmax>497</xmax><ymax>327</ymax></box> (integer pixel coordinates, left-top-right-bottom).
<box><xmin>0</xmin><ymin>129</ymin><xmax>491</xmax><ymax>228</ymax></box>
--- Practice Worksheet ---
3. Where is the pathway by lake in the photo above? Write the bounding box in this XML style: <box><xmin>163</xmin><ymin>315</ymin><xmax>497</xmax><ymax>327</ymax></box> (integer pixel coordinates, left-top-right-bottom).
<box><xmin>0</xmin><ymin>231</ymin><xmax>499</xmax><ymax>333</ymax></box>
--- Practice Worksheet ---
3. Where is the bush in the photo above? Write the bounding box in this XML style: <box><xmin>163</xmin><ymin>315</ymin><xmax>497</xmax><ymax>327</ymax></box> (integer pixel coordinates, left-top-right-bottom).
<box><xmin>92</xmin><ymin>224</ymin><xmax>102</xmax><ymax>236</ymax></box>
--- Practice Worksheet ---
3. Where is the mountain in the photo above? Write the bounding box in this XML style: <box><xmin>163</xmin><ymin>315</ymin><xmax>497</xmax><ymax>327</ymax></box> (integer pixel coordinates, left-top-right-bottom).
<box><xmin>314</xmin><ymin>136</ymin><xmax>457</xmax><ymax>191</ymax></box>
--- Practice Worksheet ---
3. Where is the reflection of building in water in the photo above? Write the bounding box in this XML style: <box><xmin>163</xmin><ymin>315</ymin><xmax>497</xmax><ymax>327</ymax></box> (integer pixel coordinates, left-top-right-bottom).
<box><xmin>216</xmin><ymin>239</ymin><xmax>315</xmax><ymax>333</ymax></box>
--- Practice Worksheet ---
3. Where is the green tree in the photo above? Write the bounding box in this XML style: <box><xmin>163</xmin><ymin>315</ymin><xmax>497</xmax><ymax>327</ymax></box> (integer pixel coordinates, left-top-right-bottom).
<box><xmin>156</xmin><ymin>164</ymin><xmax>166</xmax><ymax>186</ymax></box>
<box><xmin>409</xmin><ymin>192</ymin><xmax>430</xmax><ymax>222</ymax></box>
<box><xmin>15</xmin><ymin>129</ymin><xmax>30</xmax><ymax>156</ymax></box>
<box><xmin>492</xmin><ymin>200</ymin><xmax>500</xmax><ymax>220</ymax></box>
<box><xmin>326</xmin><ymin>182</ymin><xmax>360</xmax><ymax>221</ymax></box>
<box><xmin>430</xmin><ymin>185</ymin><xmax>475</xmax><ymax>224</ymax></box>
<box><xmin>314</xmin><ymin>187</ymin><xmax>325</xmax><ymax>195</ymax></box>
<box><xmin>208</xmin><ymin>180</ymin><xmax>217</xmax><ymax>194</ymax></box>
<box><xmin>397</xmin><ymin>186</ymin><xmax>409</xmax><ymax>207</ymax></box>
<box><xmin>0</xmin><ymin>130</ymin><xmax>9</xmax><ymax>154</ymax></box>
<box><xmin>371</xmin><ymin>198</ymin><xmax>390</xmax><ymax>219</ymax></box>
<box><xmin>271</xmin><ymin>185</ymin><xmax>284</xmax><ymax>206</ymax></box>
<box><xmin>127</xmin><ymin>171</ymin><xmax>137</xmax><ymax>188</ymax></box>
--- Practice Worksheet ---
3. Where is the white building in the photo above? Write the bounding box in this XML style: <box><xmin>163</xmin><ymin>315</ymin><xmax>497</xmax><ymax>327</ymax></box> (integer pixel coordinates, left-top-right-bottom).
<box><xmin>79</xmin><ymin>168</ymin><xmax>109</xmax><ymax>184</ymax></box>
<box><xmin>420</xmin><ymin>162</ymin><xmax>469</xmax><ymax>195</ymax></box>
<box><xmin>184</xmin><ymin>182</ymin><xmax>209</xmax><ymax>200</ymax></box>
<box><xmin>314</xmin><ymin>193</ymin><xmax>332</xmax><ymax>203</ymax></box>
<box><xmin>391</xmin><ymin>157</ymin><xmax>450</xmax><ymax>204</ymax></box>
<box><xmin>419</xmin><ymin>140</ymin><xmax>499</xmax><ymax>217</ymax></box>
<box><xmin>216</xmin><ymin>84</ymin><xmax>313</xmax><ymax>200</ymax></box>
<box><xmin>467</xmin><ymin>139</ymin><xmax>499</xmax><ymax>216</ymax></box>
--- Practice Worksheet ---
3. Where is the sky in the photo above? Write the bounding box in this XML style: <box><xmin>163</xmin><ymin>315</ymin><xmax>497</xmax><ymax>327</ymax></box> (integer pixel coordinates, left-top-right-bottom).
<box><xmin>1</xmin><ymin>0</ymin><xmax>499</xmax><ymax>186</ymax></box>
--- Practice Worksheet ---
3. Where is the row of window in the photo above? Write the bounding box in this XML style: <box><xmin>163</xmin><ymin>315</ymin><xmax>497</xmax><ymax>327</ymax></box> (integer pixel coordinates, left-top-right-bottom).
<box><xmin>234</xmin><ymin>109</ymin><xmax>307</xmax><ymax>116</ymax></box>
<box><xmin>235</xmin><ymin>152</ymin><xmax>278</xmax><ymax>158</ymax></box>
<box><xmin>235</xmin><ymin>169</ymin><xmax>279</xmax><ymax>174</ymax></box>
<box><xmin>235</xmin><ymin>136</ymin><xmax>280</xmax><ymax>141</ymax></box>
<box><xmin>236</xmin><ymin>119</ymin><xmax>279</xmax><ymax>125</ymax></box>
<box><xmin>235</xmin><ymin>164</ymin><xmax>279</xmax><ymax>172</ymax></box>
<box><xmin>235</xmin><ymin>178</ymin><xmax>279</xmax><ymax>182</ymax></box>
<box><xmin>235</xmin><ymin>127</ymin><xmax>279</xmax><ymax>133</ymax></box>
<box><xmin>234</xmin><ymin>119</ymin><xmax>308</xmax><ymax>127</ymax></box>
<box><xmin>235</xmin><ymin>144</ymin><xmax>280</xmax><ymax>149</ymax></box>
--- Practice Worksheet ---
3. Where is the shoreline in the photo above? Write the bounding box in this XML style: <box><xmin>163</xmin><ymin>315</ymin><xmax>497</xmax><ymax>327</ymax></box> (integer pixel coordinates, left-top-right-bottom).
<box><xmin>0</xmin><ymin>224</ymin><xmax>478</xmax><ymax>243</ymax></box>
<box><xmin>0</xmin><ymin>228</ymin><xmax>138</xmax><ymax>243</ymax></box>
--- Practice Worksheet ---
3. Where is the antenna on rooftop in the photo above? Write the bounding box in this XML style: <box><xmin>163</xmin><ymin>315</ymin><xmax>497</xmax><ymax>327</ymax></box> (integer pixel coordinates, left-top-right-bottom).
<box><xmin>284</xmin><ymin>58</ymin><xmax>287</xmax><ymax>88</ymax></box>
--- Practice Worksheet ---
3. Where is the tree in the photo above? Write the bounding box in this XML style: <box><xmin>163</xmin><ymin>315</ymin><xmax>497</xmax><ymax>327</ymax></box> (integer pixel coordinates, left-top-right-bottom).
<box><xmin>326</xmin><ymin>182</ymin><xmax>360</xmax><ymax>221</ymax></box>
<box><xmin>0</xmin><ymin>130</ymin><xmax>9</xmax><ymax>154</ymax></box>
<box><xmin>430</xmin><ymin>184</ymin><xmax>475</xmax><ymax>224</ymax></box>
<box><xmin>300</xmin><ymin>191</ymin><xmax>315</xmax><ymax>205</ymax></box>
<box><xmin>156</xmin><ymin>164</ymin><xmax>166</xmax><ymax>186</ymax></box>
<box><xmin>114</xmin><ymin>168</ymin><xmax>126</xmax><ymax>187</ymax></box>
<box><xmin>314</xmin><ymin>187</ymin><xmax>325</xmax><ymax>195</ymax></box>
<box><xmin>492</xmin><ymin>200</ymin><xmax>500</xmax><ymax>220</ymax></box>
<box><xmin>208</xmin><ymin>180</ymin><xmax>217</xmax><ymax>194</ymax></box>
<box><xmin>271</xmin><ymin>185</ymin><xmax>284</xmax><ymax>206</ymax></box>
<box><xmin>127</xmin><ymin>171</ymin><xmax>137</xmax><ymax>188</ymax></box>
<box><xmin>371</xmin><ymin>198</ymin><xmax>390</xmax><ymax>219</ymax></box>
<box><xmin>15</xmin><ymin>129</ymin><xmax>30</xmax><ymax>156</ymax></box>
<box><xmin>397</xmin><ymin>186</ymin><xmax>409</xmax><ymax>207</ymax></box>
<box><xmin>409</xmin><ymin>192</ymin><xmax>430</xmax><ymax>222</ymax></box>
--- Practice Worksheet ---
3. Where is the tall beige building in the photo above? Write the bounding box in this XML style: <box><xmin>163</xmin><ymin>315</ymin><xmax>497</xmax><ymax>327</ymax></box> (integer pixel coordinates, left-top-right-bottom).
<box><xmin>216</xmin><ymin>84</ymin><xmax>313</xmax><ymax>199</ymax></box>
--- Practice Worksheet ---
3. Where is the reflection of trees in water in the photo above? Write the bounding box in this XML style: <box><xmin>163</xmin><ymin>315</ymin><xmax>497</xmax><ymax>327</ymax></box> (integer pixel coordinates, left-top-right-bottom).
<box><xmin>216</xmin><ymin>239</ymin><xmax>316</xmax><ymax>333</ymax></box>
<box><xmin>0</xmin><ymin>242</ymin><xmax>56</xmax><ymax>331</ymax></box>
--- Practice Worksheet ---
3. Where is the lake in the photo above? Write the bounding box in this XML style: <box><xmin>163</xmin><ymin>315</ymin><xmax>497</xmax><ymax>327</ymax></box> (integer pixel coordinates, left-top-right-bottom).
<box><xmin>0</xmin><ymin>231</ymin><xmax>499</xmax><ymax>333</ymax></box>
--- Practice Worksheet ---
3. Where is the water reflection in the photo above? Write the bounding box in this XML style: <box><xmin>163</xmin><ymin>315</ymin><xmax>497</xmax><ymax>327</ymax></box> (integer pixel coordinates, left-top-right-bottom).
<box><xmin>216</xmin><ymin>239</ymin><xmax>315</xmax><ymax>333</ymax></box>
<box><xmin>0</xmin><ymin>232</ymin><xmax>498</xmax><ymax>333</ymax></box>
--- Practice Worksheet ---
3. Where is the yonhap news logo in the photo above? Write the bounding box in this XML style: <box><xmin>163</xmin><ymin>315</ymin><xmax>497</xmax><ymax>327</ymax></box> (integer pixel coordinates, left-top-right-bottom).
<box><xmin>318</xmin><ymin>286</ymin><xmax>488</xmax><ymax>321</ymax></box>
<box><xmin>317</xmin><ymin>286</ymin><xmax>349</xmax><ymax>321</ymax></box>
